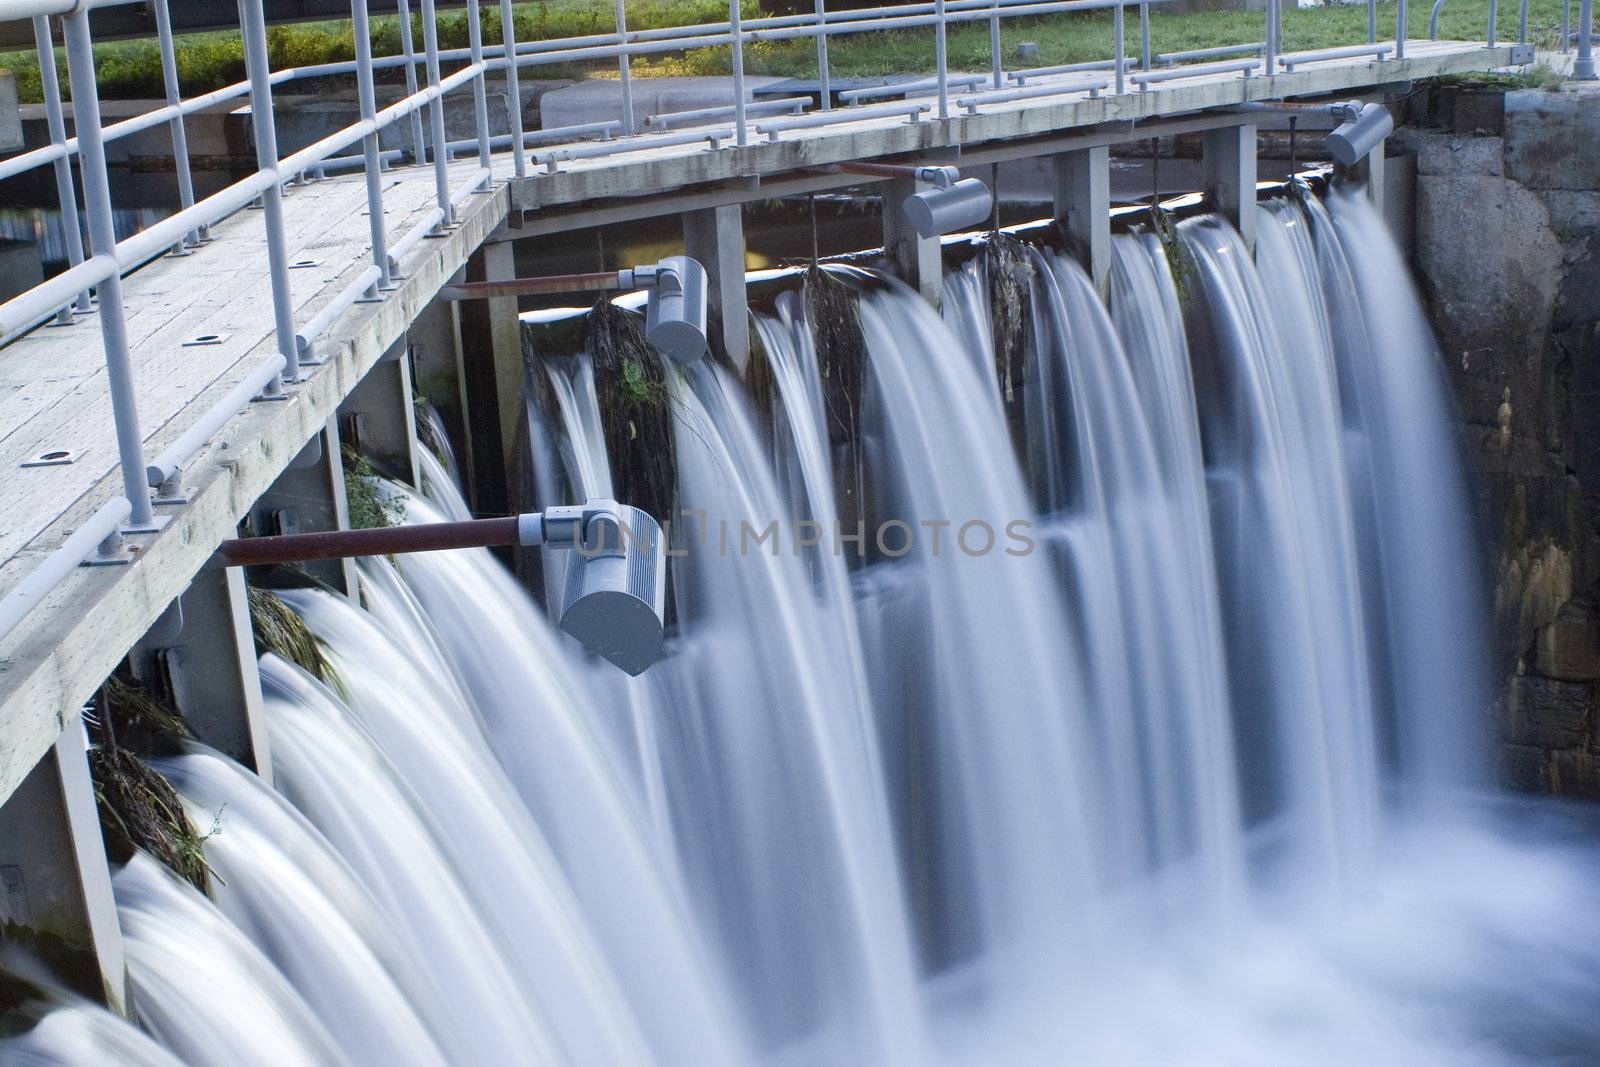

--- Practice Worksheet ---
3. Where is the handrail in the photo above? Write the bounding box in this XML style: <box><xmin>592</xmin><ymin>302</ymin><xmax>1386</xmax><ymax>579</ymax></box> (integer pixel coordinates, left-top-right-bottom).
<box><xmin>0</xmin><ymin>497</ymin><xmax>132</xmax><ymax>646</ymax></box>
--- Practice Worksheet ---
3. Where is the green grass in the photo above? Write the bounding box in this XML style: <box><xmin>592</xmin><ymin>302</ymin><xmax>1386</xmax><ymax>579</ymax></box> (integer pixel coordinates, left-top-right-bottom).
<box><xmin>0</xmin><ymin>0</ymin><xmax>1571</xmax><ymax>104</ymax></box>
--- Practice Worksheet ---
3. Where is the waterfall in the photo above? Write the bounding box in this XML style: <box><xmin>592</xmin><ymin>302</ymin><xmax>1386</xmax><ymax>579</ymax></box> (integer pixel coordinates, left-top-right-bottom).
<box><xmin>11</xmin><ymin>190</ymin><xmax>1600</xmax><ymax>1067</ymax></box>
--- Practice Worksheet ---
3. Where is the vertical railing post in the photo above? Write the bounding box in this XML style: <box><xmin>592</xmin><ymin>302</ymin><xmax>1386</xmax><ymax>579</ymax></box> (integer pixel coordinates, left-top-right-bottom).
<box><xmin>815</xmin><ymin>0</ymin><xmax>832</xmax><ymax>109</ymax></box>
<box><xmin>154</xmin><ymin>0</ymin><xmax>201</xmax><ymax>250</ymax></box>
<box><xmin>1518</xmin><ymin>0</ymin><xmax>1528</xmax><ymax>42</ymax></box>
<box><xmin>1264</xmin><ymin>0</ymin><xmax>1278</xmax><ymax>75</ymax></box>
<box><xmin>1140</xmin><ymin>2</ymin><xmax>1152</xmax><ymax>69</ymax></box>
<box><xmin>239</xmin><ymin>0</ymin><xmax>301</xmax><ymax>387</ymax></box>
<box><xmin>420</xmin><ymin>0</ymin><xmax>455</xmax><ymax>227</ymax></box>
<box><xmin>1113</xmin><ymin>0</ymin><xmax>1126</xmax><ymax>94</ymax></box>
<box><xmin>614</xmin><ymin>0</ymin><xmax>636</xmax><ymax>134</ymax></box>
<box><xmin>61</xmin><ymin>11</ymin><xmax>157</xmax><ymax>531</ymax></box>
<box><xmin>989</xmin><ymin>8</ymin><xmax>1004</xmax><ymax>89</ymax></box>
<box><xmin>731</xmin><ymin>0</ymin><xmax>749</xmax><ymax>146</ymax></box>
<box><xmin>31</xmin><ymin>16</ymin><xmax>91</xmax><ymax>322</ymax></box>
<box><xmin>352</xmin><ymin>0</ymin><xmax>391</xmax><ymax>298</ymax></box>
<box><xmin>1368</xmin><ymin>0</ymin><xmax>1377</xmax><ymax>42</ymax></box>
<box><xmin>466</xmin><ymin>0</ymin><xmax>492</xmax><ymax>186</ymax></box>
<box><xmin>1396</xmin><ymin>0</ymin><xmax>1407</xmax><ymax>59</ymax></box>
<box><xmin>1487</xmin><ymin>0</ymin><xmax>1498</xmax><ymax>47</ymax></box>
<box><xmin>396</xmin><ymin>0</ymin><xmax>428</xmax><ymax>163</ymax></box>
<box><xmin>1563</xmin><ymin>0</ymin><xmax>1572</xmax><ymax>53</ymax></box>
<box><xmin>935</xmin><ymin>0</ymin><xmax>950</xmax><ymax>118</ymax></box>
<box><xmin>1578</xmin><ymin>0</ymin><xmax>1596</xmax><ymax>78</ymax></box>
<box><xmin>499</xmin><ymin>0</ymin><xmax>527</xmax><ymax>178</ymax></box>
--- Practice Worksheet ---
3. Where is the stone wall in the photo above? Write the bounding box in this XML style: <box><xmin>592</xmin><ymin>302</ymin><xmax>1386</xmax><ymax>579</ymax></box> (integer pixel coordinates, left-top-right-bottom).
<box><xmin>1396</xmin><ymin>83</ymin><xmax>1600</xmax><ymax>796</ymax></box>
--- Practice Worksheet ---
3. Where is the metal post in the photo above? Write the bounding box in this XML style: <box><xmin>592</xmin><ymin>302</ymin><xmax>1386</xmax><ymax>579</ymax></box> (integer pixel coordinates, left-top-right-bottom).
<box><xmin>1518</xmin><ymin>0</ymin><xmax>1528</xmax><ymax>42</ymax></box>
<box><xmin>466</xmin><ymin>0</ymin><xmax>493</xmax><ymax>184</ymax></box>
<box><xmin>1487</xmin><ymin>0</ymin><xmax>1498</xmax><ymax>46</ymax></box>
<box><xmin>615</xmin><ymin>0</ymin><xmax>636</xmax><ymax>134</ymax></box>
<box><xmin>1579</xmin><ymin>0</ymin><xmax>1596</xmax><ymax>78</ymax></box>
<box><xmin>61</xmin><ymin>12</ymin><xmax>158</xmax><ymax>531</ymax></box>
<box><xmin>1140</xmin><ymin>2</ymin><xmax>1152</xmax><ymax>69</ymax></box>
<box><xmin>31</xmin><ymin>16</ymin><xmax>91</xmax><ymax>321</ymax></box>
<box><xmin>154</xmin><ymin>0</ymin><xmax>200</xmax><ymax>250</ymax></box>
<box><xmin>499</xmin><ymin>0</ymin><xmax>528</xmax><ymax>178</ymax></box>
<box><xmin>731</xmin><ymin>0</ymin><xmax>749</xmax><ymax>146</ymax></box>
<box><xmin>352</xmin><ymin>0</ymin><xmax>392</xmax><ymax>297</ymax></box>
<box><xmin>1563</xmin><ymin>0</ymin><xmax>1571</xmax><ymax>53</ymax></box>
<box><xmin>1264</xmin><ymin>0</ymin><xmax>1278</xmax><ymax>75</ymax></box>
<box><xmin>1396</xmin><ymin>0</ymin><xmax>1407</xmax><ymax>60</ymax></box>
<box><xmin>989</xmin><ymin>11</ymin><xmax>1004</xmax><ymax>89</ymax></box>
<box><xmin>396</xmin><ymin>0</ymin><xmax>428</xmax><ymax>163</ymax></box>
<box><xmin>420</xmin><ymin>0</ymin><xmax>455</xmax><ymax>225</ymax></box>
<box><xmin>1368</xmin><ymin>0</ymin><xmax>1377</xmax><ymax>43</ymax></box>
<box><xmin>240</xmin><ymin>0</ymin><xmax>301</xmax><ymax>387</ymax></box>
<box><xmin>935</xmin><ymin>0</ymin><xmax>950</xmax><ymax>118</ymax></box>
<box><xmin>1114</xmin><ymin>0</ymin><xmax>1126</xmax><ymax>94</ymax></box>
<box><xmin>815</xmin><ymin>0</ymin><xmax>832</xmax><ymax>110</ymax></box>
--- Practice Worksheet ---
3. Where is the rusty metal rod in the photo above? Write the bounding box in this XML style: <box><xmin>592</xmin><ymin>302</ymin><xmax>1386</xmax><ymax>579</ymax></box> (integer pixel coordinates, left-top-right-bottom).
<box><xmin>219</xmin><ymin>516</ymin><xmax>521</xmax><ymax>566</ymax></box>
<box><xmin>440</xmin><ymin>270</ymin><xmax>625</xmax><ymax>301</ymax></box>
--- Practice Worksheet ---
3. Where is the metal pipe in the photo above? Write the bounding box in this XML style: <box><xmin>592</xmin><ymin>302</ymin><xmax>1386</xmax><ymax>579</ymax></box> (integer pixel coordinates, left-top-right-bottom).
<box><xmin>840</xmin><ymin>73</ymin><xmax>984</xmax><ymax>103</ymax></box>
<box><xmin>1519</xmin><ymin>0</ymin><xmax>1528</xmax><ymax>43</ymax></box>
<box><xmin>1114</xmin><ymin>0</ymin><xmax>1125</xmax><ymax>93</ymax></box>
<box><xmin>757</xmin><ymin>102</ymin><xmax>927</xmax><ymax>138</ymax></box>
<box><xmin>352</xmin><ymin>0</ymin><xmax>391</xmax><ymax>297</ymax></box>
<box><xmin>0</xmin><ymin>255</ymin><xmax>117</xmax><ymax>341</ymax></box>
<box><xmin>1140</xmin><ymin>1</ymin><xmax>1151</xmax><ymax>68</ymax></box>
<box><xmin>1157</xmin><ymin>42</ymin><xmax>1262</xmax><ymax>64</ymax></box>
<box><xmin>31</xmin><ymin>15</ymin><xmax>90</xmax><ymax>319</ymax></box>
<box><xmin>990</xmin><ymin>8</ymin><xmax>1004</xmax><ymax>88</ymax></box>
<box><xmin>1429</xmin><ymin>0</ymin><xmax>1449</xmax><ymax>38</ymax></box>
<box><xmin>62</xmin><ymin>10</ymin><xmax>156</xmax><ymax>529</ymax></box>
<box><xmin>1279</xmin><ymin>43</ymin><xmax>1392</xmax><ymax>69</ymax></box>
<box><xmin>0</xmin><ymin>497</ymin><xmax>132</xmax><ymax>646</ymax></box>
<box><xmin>154</xmin><ymin>0</ymin><xmax>200</xmax><ymax>248</ymax></box>
<box><xmin>218</xmin><ymin>516</ymin><xmax>523</xmax><ymax>566</ymax></box>
<box><xmin>145</xmin><ymin>356</ymin><xmax>287</xmax><ymax>490</ymax></box>
<box><xmin>466</xmin><ymin>0</ymin><xmax>493</xmax><ymax>181</ymax></box>
<box><xmin>731</xmin><ymin>0</ymin><xmax>749</xmax><ymax>146</ymax></box>
<box><xmin>1580</xmin><ymin>0</ymin><xmax>1596</xmax><ymax>78</ymax></box>
<box><xmin>1397</xmin><ymin>0</ymin><xmax>1407</xmax><ymax>59</ymax></box>
<box><xmin>1487</xmin><ymin>0</ymin><xmax>1497</xmax><ymax>46</ymax></box>
<box><xmin>420</xmin><ymin>0</ymin><xmax>455</xmax><ymax>225</ymax></box>
<box><xmin>958</xmin><ymin>76</ymin><xmax>1108</xmax><ymax>111</ymax></box>
<box><xmin>1368</xmin><ymin>0</ymin><xmax>1377</xmax><ymax>42</ymax></box>
<box><xmin>1011</xmin><ymin>58</ymin><xmax>1132</xmax><ymax>82</ymax></box>
<box><xmin>1132</xmin><ymin>58</ymin><xmax>1260</xmax><ymax>85</ymax></box>
<box><xmin>294</xmin><ymin>266</ymin><xmax>385</xmax><ymax>354</ymax></box>
<box><xmin>395</xmin><ymin>0</ymin><xmax>428</xmax><ymax>162</ymax></box>
<box><xmin>442</xmin><ymin>270</ymin><xmax>626</xmax><ymax>300</ymax></box>
<box><xmin>1264</xmin><ymin>0</ymin><xmax>1278</xmax><ymax>74</ymax></box>
<box><xmin>239</xmin><ymin>0</ymin><xmax>299</xmax><ymax>387</ymax></box>
<box><xmin>499</xmin><ymin>0</ymin><xmax>528</xmax><ymax>178</ymax></box>
<box><xmin>647</xmin><ymin>97</ymin><xmax>807</xmax><ymax>130</ymax></box>
<box><xmin>816</xmin><ymin>0</ymin><xmax>832</xmax><ymax>109</ymax></box>
<box><xmin>1563</xmin><ymin>0</ymin><xmax>1571</xmax><ymax>51</ymax></box>
<box><xmin>615</xmin><ymin>0</ymin><xmax>636</xmax><ymax>133</ymax></box>
<box><xmin>935</xmin><ymin>0</ymin><xmax>950</xmax><ymax>117</ymax></box>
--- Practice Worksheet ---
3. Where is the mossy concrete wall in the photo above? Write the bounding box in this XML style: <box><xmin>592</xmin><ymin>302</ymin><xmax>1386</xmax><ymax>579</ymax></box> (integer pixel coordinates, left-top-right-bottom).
<box><xmin>1397</xmin><ymin>83</ymin><xmax>1600</xmax><ymax>796</ymax></box>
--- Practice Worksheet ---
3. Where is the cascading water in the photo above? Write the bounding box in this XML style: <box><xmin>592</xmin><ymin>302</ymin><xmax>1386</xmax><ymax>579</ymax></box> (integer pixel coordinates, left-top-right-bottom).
<box><xmin>10</xmin><ymin>187</ymin><xmax>1600</xmax><ymax>1066</ymax></box>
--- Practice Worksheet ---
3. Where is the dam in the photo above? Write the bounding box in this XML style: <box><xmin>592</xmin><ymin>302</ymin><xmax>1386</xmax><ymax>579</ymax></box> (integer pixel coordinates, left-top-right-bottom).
<box><xmin>1</xmin><ymin>0</ymin><xmax>1598</xmax><ymax>1062</ymax></box>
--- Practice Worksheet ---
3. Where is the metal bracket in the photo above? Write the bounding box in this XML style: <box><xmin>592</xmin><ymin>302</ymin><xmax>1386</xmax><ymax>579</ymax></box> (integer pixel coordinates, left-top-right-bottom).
<box><xmin>21</xmin><ymin>449</ymin><xmax>78</xmax><ymax>468</ymax></box>
<box><xmin>1508</xmin><ymin>43</ymin><xmax>1535</xmax><ymax>64</ymax></box>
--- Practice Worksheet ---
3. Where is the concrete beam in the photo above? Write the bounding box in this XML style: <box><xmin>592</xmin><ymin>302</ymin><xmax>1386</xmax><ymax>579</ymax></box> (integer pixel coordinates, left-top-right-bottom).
<box><xmin>340</xmin><ymin>337</ymin><xmax>421</xmax><ymax>488</ymax></box>
<box><xmin>251</xmin><ymin>416</ymin><xmax>359</xmax><ymax>597</ymax></box>
<box><xmin>163</xmin><ymin>566</ymin><xmax>271</xmax><ymax>781</ymax></box>
<box><xmin>456</xmin><ymin>242</ymin><xmax>523</xmax><ymax>519</ymax></box>
<box><xmin>682</xmin><ymin>204</ymin><xmax>751</xmax><ymax>371</ymax></box>
<box><xmin>0</xmin><ymin>719</ymin><xmax>127</xmax><ymax>1011</ymax></box>
<box><xmin>881</xmin><ymin>176</ymin><xmax>943</xmax><ymax>305</ymax></box>
<box><xmin>1052</xmin><ymin>146</ymin><xmax>1111</xmax><ymax>294</ymax></box>
<box><xmin>1202</xmin><ymin>123</ymin><xmax>1259</xmax><ymax>250</ymax></box>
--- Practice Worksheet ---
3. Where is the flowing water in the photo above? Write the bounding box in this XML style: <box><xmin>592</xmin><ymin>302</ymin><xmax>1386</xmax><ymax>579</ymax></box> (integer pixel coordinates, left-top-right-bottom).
<box><xmin>9</xmin><ymin>186</ymin><xmax>1600</xmax><ymax>1066</ymax></box>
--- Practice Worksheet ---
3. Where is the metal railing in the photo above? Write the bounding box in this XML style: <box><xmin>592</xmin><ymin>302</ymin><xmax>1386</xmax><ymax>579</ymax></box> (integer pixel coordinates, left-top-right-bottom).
<box><xmin>0</xmin><ymin>0</ymin><xmax>1553</xmax><ymax>641</ymax></box>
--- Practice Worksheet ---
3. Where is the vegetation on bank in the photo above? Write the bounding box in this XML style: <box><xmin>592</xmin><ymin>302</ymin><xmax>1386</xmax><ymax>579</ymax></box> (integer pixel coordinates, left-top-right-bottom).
<box><xmin>0</xmin><ymin>0</ymin><xmax>1574</xmax><ymax>104</ymax></box>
